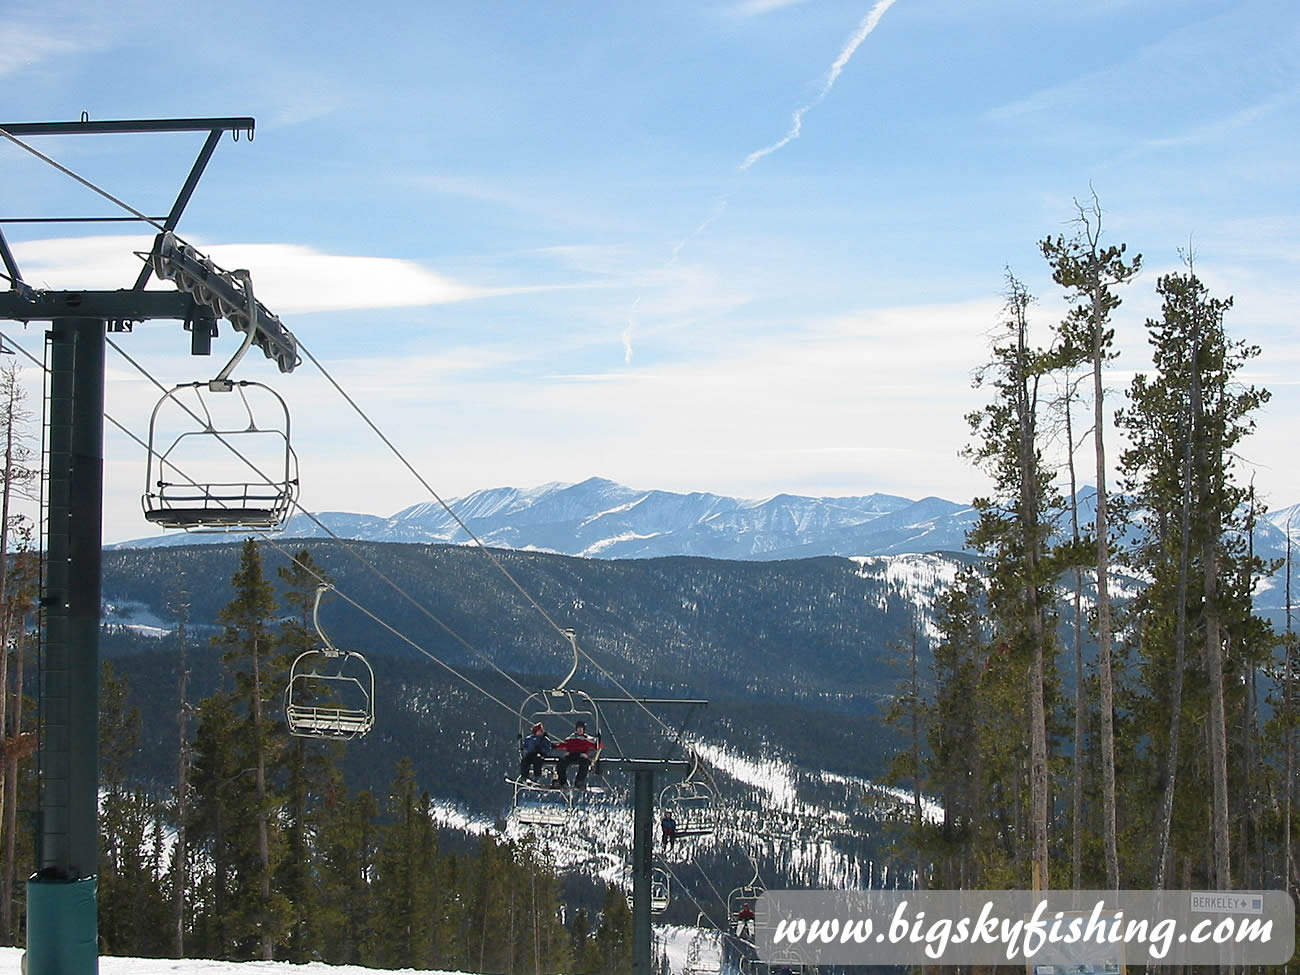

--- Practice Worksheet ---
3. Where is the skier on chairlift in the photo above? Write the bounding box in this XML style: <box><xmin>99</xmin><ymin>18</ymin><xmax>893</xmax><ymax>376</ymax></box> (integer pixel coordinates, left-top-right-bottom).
<box><xmin>735</xmin><ymin>902</ymin><xmax>756</xmax><ymax>940</ymax></box>
<box><xmin>519</xmin><ymin>722</ymin><xmax>553</xmax><ymax>782</ymax></box>
<box><xmin>661</xmin><ymin>811</ymin><xmax>678</xmax><ymax>847</ymax></box>
<box><xmin>554</xmin><ymin>719</ymin><xmax>600</xmax><ymax>789</ymax></box>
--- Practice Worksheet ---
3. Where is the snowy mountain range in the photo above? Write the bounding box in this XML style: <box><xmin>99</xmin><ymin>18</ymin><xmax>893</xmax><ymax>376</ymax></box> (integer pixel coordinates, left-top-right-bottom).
<box><xmin>116</xmin><ymin>476</ymin><xmax>979</xmax><ymax>558</ymax></box>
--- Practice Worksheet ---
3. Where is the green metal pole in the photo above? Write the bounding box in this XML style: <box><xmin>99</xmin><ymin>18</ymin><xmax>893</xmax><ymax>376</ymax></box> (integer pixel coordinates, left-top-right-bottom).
<box><xmin>633</xmin><ymin>768</ymin><xmax>654</xmax><ymax>975</ymax></box>
<box><xmin>28</xmin><ymin>317</ymin><xmax>104</xmax><ymax>975</ymax></box>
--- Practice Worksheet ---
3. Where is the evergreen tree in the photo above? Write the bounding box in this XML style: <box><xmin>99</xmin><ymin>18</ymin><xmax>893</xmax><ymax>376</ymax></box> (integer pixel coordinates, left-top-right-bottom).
<box><xmin>591</xmin><ymin>883</ymin><xmax>634</xmax><ymax>975</ymax></box>
<box><xmin>926</xmin><ymin>567</ymin><xmax>985</xmax><ymax>888</ymax></box>
<box><xmin>365</xmin><ymin>757</ymin><xmax>437</xmax><ymax>968</ymax></box>
<box><xmin>1041</xmin><ymin>199</ymin><xmax>1141</xmax><ymax>890</ymax></box>
<box><xmin>964</xmin><ymin>272</ymin><xmax>1063</xmax><ymax>888</ymax></box>
<box><xmin>314</xmin><ymin>777</ymin><xmax>377</xmax><ymax>965</ymax></box>
<box><xmin>213</xmin><ymin>539</ymin><xmax>291</xmax><ymax>957</ymax></box>
<box><xmin>1117</xmin><ymin>268</ymin><xmax>1273</xmax><ymax>889</ymax></box>
<box><xmin>168</xmin><ymin>573</ymin><xmax>192</xmax><ymax>958</ymax></box>
<box><xmin>98</xmin><ymin>660</ymin><xmax>150</xmax><ymax>953</ymax></box>
<box><xmin>188</xmin><ymin>690</ymin><xmax>245</xmax><ymax>958</ymax></box>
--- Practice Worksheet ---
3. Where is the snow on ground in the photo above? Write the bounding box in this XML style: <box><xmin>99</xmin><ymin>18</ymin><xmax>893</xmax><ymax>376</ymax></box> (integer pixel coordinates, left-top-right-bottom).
<box><xmin>687</xmin><ymin>740</ymin><xmax>797</xmax><ymax>810</ymax></box>
<box><xmin>2</xmin><ymin>923</ymin><xmax>717</xmax><ymax>975</ymax></box>
<box><xmin>580</xmin><ymin>530</ymin><xmax>664</xmax><ymax>556</ymax></box>
<box><xmin>850</xmin><ymin>553</ymin><xmax>962</xmax><ymax>641</ymax></box>
<box><xmin>3</xmin><ymin>948</ymin><xmax>471</xmax><ymax>975</ymax></box>
<box><xmin>817</xmin><ymin>768</ymin><xmax>943</xmax><ymax>826</ymax></box>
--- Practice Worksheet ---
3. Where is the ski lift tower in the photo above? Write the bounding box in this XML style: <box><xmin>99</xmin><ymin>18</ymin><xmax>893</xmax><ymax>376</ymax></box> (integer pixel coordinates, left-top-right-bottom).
<box><xmin>592</xmin><ymin>695</ymin><xmax>708</xmax><ymax>975</ymax></box>
<box><xmin>0</xmin><ymin>116</ymin><xmax>297</xmax><ymax>975</ymax></box>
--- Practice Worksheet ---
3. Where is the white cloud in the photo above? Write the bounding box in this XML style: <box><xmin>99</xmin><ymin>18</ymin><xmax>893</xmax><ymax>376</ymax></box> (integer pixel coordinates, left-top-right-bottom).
<box><xmin>8</xmin><ymin>235</ymin><xmax>518</xmax><ymax>313</ymax></box>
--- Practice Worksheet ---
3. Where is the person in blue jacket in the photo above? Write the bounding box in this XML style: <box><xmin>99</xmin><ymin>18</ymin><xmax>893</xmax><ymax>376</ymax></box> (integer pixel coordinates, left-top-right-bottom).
<box><xmin>519</xmin><ymin>723</ymin><xmax>552</xmax><ymax>782</ymax></box>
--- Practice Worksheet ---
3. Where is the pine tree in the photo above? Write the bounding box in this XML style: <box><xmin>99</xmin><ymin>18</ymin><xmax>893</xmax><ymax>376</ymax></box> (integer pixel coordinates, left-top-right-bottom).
<box><xmin>314</xmin><ymin>778</ymin><xmax>377</xmax><ymax>965</ymax></box>
<box><xmin>213</xmin><ymin>539</ymin><xmax>291</xmax><ymax>957</ymax></box>
<box><xmin>591</xmin><ymin>883</ymin><xmax>634</xmax><ymax>975</ymax></box>
<box><xmin>168</xmin><ymin>573</ymin><xmax>192</xmax><ymax>958</ymax></box>
<box><xmin>98</xmin><ymin>659</ymin><xmax>142</xmax><ymax>952</ymax></box>
<box><xmin>926</xmin><ymin>567</ymin><xmax>984</xmax><ymax>888</ymax></box>
<box><xmin>1117</xmin><ymin>267</ymin><xmax>1272</xmax><ymax>889</ymax></box>
<box><xmin>964</xmin><ymin>272</ymin><xmax>1062</xmax><ymax>889</ymax></box>
<box><xmin>1041</xmin><ymin>200</ymin><xmax>1141</xmax><ymax>890</ymax></box>
<box><xmin>188</xmin><ymin>690</ymin><xmax>245</xmax><ymax>958</ymax></box>
<box><xmin>364</xmin><ymin>757</ymin><xmax>437</xmax><ymax>968</ymax></box>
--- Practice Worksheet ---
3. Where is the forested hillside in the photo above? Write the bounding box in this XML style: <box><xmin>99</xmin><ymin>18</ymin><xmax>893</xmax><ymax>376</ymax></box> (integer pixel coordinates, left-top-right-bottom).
<box><xmin>102</xmin><ymin>542</ymin><xmax>954</xmax><ymax>706</ymax></box>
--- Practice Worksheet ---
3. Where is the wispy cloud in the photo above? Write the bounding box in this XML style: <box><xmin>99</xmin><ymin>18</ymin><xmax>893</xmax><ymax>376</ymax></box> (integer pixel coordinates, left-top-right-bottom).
<box><xmin>726</xmin><ymin>0</ymin><xmax>810</xmax><ymax>18</ymax></box>
<box><xmin>1141</xmin><ymin>85</ymin><xmax>1300</xmax><ymax>151</ymax></box>
<box><xmin>0</xmin><ymin>25</ymin><xmax>91</xmax><ymax>78</ymax></box>
<box><xmin>669</xmin><ymin>197</ymin><xmax>728</xmax><ymax>265</ymax></box>
<box><xmin>739</xmin><ymin>0</ymin><xmax>900</xmax><ymax>171</ymax></box>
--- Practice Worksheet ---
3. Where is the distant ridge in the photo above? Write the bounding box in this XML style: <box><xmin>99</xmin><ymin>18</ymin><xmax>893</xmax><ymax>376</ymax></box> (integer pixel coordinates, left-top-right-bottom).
<box><xmin>111</xmin><ymin>476</ymin><xmax>980</xmax><ymax>559</ymax></box>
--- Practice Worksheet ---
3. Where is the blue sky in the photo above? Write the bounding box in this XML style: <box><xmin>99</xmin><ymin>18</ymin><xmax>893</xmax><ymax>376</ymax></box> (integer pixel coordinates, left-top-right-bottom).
<box><xmin>2</xmin><ymin>0</ymin><xmax>1298</xmax><ymax>543</ymax></box>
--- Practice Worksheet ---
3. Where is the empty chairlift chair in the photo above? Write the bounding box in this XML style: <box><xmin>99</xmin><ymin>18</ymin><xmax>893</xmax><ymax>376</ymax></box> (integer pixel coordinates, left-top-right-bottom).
<box><xmin>650</xmin><ymin>867</ymin><xmax>671</xmax><ymax>914</ymax></box>
<box><xmin>284</xmin><ymin>585</ymin><xmax>375</xmax><ymax>740</ymax></box>
<box><xmin>142</xmin><ymin>379</ymin><xmax>298</xmax><ymax>531</ymax></box>
<box><xmin>142</xmin><ymin>259</ymin><xmax>299</xmax><ymax>532</ymax></box>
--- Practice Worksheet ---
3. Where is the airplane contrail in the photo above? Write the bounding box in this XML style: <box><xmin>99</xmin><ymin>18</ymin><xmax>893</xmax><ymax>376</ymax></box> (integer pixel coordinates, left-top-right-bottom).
<box><xmin>739</xmin><ymin>0</ymin><xmax>899</xmax><ymax>171</ymax></box>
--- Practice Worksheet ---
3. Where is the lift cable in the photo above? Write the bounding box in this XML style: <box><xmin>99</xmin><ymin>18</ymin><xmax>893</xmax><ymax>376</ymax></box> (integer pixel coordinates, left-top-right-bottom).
<box><xmin>2</xmin><ymin>329</ymin><xmax>526</xmax><ymax>720</ymax></box>
<box><xmin>0</xmin><ymin>123</ymin><xmax>692</xmax><ymax>751</ymax></box>
<box><xmin>661</xmin><ymin>858</ymin><xmax>725</xmax><ymax>934</ymax></box>
<box><xmin>296</xmin><ymin>338</ymin><xmax>697</xmax><ymax>744</ymax></box>
<box><xmin>103</xmin><ymin>334</ymin><xmax>530</xmax><ymax>699</ymax></box>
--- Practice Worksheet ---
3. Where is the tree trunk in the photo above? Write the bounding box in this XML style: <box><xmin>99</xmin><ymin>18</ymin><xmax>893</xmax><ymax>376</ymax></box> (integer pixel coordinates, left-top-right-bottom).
<box><xmin>1154</xmin><ymin>374</ymin><xmax>1197</xmax><ymax>889</ymax></box>
<box><xmin>908</xmin><ymin>622</ymin><xmax>925</xmax><ymax>888</ymax></box>
<box><xmin>173</xmin><ymin>597</ymin><xmax>190</xmax><ymax>957</ymax></box>
<box><xmin>252</xmin><ymin>637</ymin><xmax>273</xmax><ymax>960</ymax></box>
<box><xmin>0</xmin><ymin>623</ymin><xmax>26</xmax><ymax>943</ymax></box>
<box><xmin>1063</xmin><ymin>378</ymin><xmax>1086</xmax><ymax>889</ymax></box>
<box><xmin>1286</xmin><ymin>522</ymin><xmax>1295</xmax><ymax>896</ymax></box>
<box><xmin>1091</xmin><ymin>284</ymin><xmax>1119</xmax><ymax>891</ymax></box>
<box><xmin>1014</xmin><ymin>307</ymin><xmax>1050</xmax><ymax>890</ymax></box>
<box><xmin>1204</xmin><ymin>549</ymin><xmax>1231</xmax><ymax>887</ymax></box>
<box><xmin>0</xmin><ymin>369</ymin><xmax>17</xmax><ymax>925</ymax></box>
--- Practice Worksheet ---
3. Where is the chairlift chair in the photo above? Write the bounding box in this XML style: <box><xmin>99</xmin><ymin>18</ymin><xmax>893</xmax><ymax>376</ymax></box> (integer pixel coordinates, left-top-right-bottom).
<box><xmin>514</xmin><ymin>629</ymin><xmax>603</xmax><ymax>779</ymax></box>
<box><xmin>142</xmin><ymin>262</ymin><xmax>299</xmax><ymax>532</ymax></box>
<box><xmin>510</xmin><ymin>629</ymin><xmax>611</xmax><ymax>832</ymax></box>
<box><xmin>512</xmin><ymin>782</ymin><xmax>572</xmax><ymax>827</ymax></box>
<box><xmin>650</xmin><ymin>866</ymin><xmax>671</xmax><ymax>914</ymax></box>
<box><xmin>284</xmin><ymin>586</ymin><xmax>375</xmax><ymax>740</ymax></box>
<box><xmin>142</xmin><ymin>379</ymin><xmax>298</xmax><ymax>531</ymax></box>
<box><xmin>728</xmin><ymin>859</ymin><xmax>765</xmax><ymax>943</ymax></box>
<box><xmin>660</xmin><ymin>755</ymin><xmax>716</xmax><ymax>840</ymax></box>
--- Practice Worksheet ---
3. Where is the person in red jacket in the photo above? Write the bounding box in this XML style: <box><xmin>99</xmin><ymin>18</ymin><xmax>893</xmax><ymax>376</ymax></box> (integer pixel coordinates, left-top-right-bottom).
<box><xmin>735</xmin><ymin>903</ymin><xmax>756</xmax><ymax>940</ymax></box>
<box><xmin>554</xmin><ymin>720</ymin><xmax>600</xmax><ymax>788</ymax></box>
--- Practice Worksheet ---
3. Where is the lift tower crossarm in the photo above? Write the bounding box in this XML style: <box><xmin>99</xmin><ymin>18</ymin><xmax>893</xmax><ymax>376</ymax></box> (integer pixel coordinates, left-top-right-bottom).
<box><xmin>0</xmin><ymin>118</ymin><xmax>255</xmax><ymax>137</ymax></box>
<box><xmin>0</xmin><ymin>117</ymin><xmax>254</xmax><ymax>294</ymax></box>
